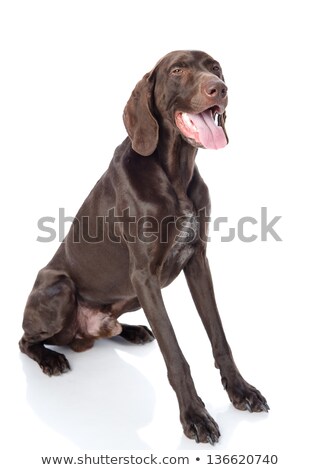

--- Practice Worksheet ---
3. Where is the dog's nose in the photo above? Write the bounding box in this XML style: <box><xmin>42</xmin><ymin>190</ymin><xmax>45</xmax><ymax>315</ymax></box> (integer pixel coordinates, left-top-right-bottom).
<box><xmin>205</xmin><ymin>81</ymin><xmax>228</xmax><ymax>100</ymax></box>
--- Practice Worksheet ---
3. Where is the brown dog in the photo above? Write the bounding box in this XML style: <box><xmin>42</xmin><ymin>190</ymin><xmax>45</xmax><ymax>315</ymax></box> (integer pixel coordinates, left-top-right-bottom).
<box><xmin>20</xmin><ymin>50</ymin><xmax>269</xmax><ymax>444</ymax></box>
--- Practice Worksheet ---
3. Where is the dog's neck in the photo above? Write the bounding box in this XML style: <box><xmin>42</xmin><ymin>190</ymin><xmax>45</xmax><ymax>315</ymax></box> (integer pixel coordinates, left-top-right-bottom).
<box><xmin>157</xmin><ymin>126</ymin><xmax>197</xmax><ymax>202</ymax></box>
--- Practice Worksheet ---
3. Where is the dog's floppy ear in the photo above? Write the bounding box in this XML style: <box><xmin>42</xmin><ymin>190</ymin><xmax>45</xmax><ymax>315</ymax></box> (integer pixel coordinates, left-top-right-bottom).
<box><xmin>123</xmin><ymin>72</ymin><xmax>159</xmax><ymax>156</ymax></box>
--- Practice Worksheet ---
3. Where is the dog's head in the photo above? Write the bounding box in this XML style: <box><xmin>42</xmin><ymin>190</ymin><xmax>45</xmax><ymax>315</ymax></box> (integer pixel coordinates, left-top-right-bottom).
<box><xmin>123</xmin><ymin>50</ymin><xmax>228</xmax><ymax>156</ymax></box>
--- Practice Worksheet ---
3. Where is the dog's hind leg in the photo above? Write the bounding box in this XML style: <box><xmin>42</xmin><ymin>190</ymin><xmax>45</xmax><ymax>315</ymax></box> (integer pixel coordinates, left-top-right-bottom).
<box><xmin>19</xmin><ymin>268</ymin><xmax>76</xmax><ymax>376</ymax></box>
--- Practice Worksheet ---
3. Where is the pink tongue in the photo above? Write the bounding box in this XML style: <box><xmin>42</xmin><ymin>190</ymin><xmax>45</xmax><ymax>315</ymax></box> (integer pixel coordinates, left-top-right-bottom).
<box><xmin>188</xmin><ymin>110</ymin><xmax>227</xmax><ymax>149</ymax></box>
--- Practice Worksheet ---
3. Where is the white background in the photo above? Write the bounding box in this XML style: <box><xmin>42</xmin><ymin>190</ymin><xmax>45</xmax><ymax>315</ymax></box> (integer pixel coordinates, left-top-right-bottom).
<box><xmin>1</xmin><ymin>1</ymin><xmax>319</xmax><ymax>468</ymax></box>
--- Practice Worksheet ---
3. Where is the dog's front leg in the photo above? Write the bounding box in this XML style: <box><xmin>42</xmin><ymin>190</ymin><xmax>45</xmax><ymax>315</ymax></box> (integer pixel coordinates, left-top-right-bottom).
<box><xmin>130</xmin><ymin>262</ymin><xmax>220</xmax><ymax>444</ymax></box>
<box><xmin>184</xmin><ymin>247</ymin><xmax>269</xmax><ymax>413</ymax></box>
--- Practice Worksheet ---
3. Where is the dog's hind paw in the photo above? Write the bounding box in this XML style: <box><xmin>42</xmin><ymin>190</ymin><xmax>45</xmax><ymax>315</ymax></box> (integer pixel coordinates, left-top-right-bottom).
<box><xmin>119</xmin><ymin>324</ymin><xmax>155</xmax><ymax>344</ymax></box>
<box><xmin>39</xmin><ymin>350</ymin><xmax>71</xmax><ymax>376</ymax></box>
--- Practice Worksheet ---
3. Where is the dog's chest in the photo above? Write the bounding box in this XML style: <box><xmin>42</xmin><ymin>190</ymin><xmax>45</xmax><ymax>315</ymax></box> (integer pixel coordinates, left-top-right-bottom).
<box><xmin>161</xmin><ymin>211</ymin><xmax>199</xmax><ymax>284</ymax></box>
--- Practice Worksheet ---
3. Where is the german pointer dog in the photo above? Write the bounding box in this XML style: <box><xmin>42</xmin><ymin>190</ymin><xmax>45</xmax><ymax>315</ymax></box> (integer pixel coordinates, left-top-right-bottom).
<box><xmin>20</xmin><ymin>50</ymin><xmax>269</xmax><ymax>444</ymax></box>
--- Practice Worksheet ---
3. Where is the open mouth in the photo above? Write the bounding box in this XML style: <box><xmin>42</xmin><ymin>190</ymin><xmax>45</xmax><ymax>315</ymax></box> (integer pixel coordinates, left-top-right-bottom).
<box><xmin>175</xmin><ymin>105</ymin><xmax>227</xmax><ymax>150</ymax></box>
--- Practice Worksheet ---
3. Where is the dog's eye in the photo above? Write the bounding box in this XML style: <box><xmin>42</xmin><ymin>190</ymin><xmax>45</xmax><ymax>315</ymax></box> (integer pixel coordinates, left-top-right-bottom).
<box><xmin>171</xmin><ymin>68</ymin><xmax>183</xmax><ymax>75</ymax></box>
<box><xmin>212</xmin><ymin>65</ymin><xmax>221</xmax><ymax>72</ymax></box>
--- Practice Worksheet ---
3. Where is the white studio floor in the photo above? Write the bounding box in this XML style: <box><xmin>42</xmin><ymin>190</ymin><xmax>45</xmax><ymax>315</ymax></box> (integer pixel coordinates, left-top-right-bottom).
<box><xmin>1</xmin><ymin>1</ymin><xmax>320</xmax><ymax>468</ymax></box>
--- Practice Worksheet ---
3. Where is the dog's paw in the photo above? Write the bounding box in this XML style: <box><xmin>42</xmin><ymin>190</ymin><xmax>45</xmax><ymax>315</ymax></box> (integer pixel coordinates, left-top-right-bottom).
<box><xmin>39</xmin><ymin>350</ymin><xmax>71</xmax><ymax>376</ymax></box>
<box><xmin>181</xmin><ymin>406</ymin><xmax>220</xmax><ymax>445</ymax></box>
<box><xmin>120</xmin><ymin>324</ymin><xmax>155</xmax><ymax>344</ymax></box>
<box><xmin>222</xmin><ymin>377</ymin><xmax>269</xmax><ymax>413</ymax></box>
